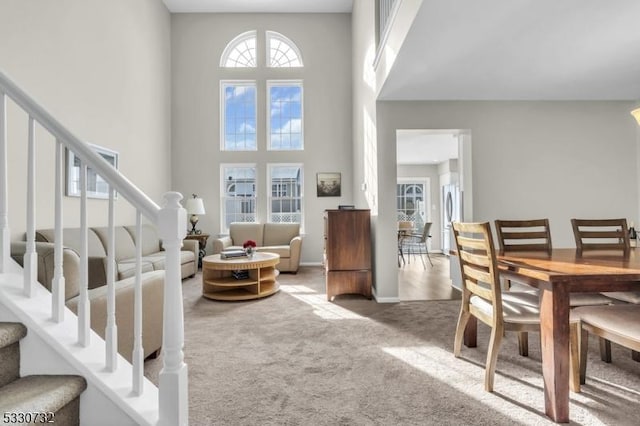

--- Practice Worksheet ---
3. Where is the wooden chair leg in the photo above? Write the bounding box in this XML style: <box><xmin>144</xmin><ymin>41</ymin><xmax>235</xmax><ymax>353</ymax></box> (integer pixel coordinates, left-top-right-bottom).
<box><xmin>569</xmin><ymin>322</ymin><xmax>580</xmax><ymax>393</ymax></box>
<box><xmin>517</xmin><ymin>332</ymin><xmax>529</xmax><ymax>357</ymax></box>
<box><xmin>599</xmin><ymin>337</ymin><xmax>612</xmax><ymax>363</ymax></box>
<box><xmin>485</xmin><ymin>325</ymin><xmax>504</xmax><ymax>392</ymax></box>
<box><xmin>454</xmin><ymin>309</ymin><xmax>471</xmax><ymax>357</ymax></box>
<box><xmin>580</xmin><ymin>328</ymin><xmax>589</xmax><ymax>385</ymax></box>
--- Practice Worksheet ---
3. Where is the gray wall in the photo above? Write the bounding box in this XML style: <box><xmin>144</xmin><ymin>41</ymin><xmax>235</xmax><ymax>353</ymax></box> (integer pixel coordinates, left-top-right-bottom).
<box><xmin>377</xmin><ymin>100</ymin><xmax>639</xmax><ymax>298</ymax></box>
<box><xmin>0</xmin><ymin>0</ymin><xmax>172</xmax><ymax>238</ymax></box>
<box><xmin>171</xmin><ymin>13</ymin><xmax>352</xmax><ymax>263</ymax></box>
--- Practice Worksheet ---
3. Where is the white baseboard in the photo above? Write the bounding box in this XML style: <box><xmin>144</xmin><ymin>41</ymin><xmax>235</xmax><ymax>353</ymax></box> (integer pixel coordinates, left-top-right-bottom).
<box><xmin>299</xmin><ymin>261</ymin><xmax>323</xmax><ymax>266</ymax></box>
<box><xmin>372</xmin><ymin>288</ymin><xmax>400</xmax><ymax>303</ymax></box>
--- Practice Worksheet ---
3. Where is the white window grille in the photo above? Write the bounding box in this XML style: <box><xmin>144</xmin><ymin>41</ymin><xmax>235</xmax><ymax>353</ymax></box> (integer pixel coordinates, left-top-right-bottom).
<box><xmin>266</xmin><ymin>31</ymin><xmax>303</xmax><ymax>68</ymax></box>
<box><xmin>220</xmin><ymin>31</ymin><xmax>257</xmax><ymax>68</ymax></box>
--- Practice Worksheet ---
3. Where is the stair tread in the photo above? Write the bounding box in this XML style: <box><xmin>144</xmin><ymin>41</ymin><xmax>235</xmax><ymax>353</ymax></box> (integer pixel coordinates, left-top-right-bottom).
<box><xmin>0</xmin><ymin>322</ymin><xmax>27</xmax><ymax>349</ymax></box>
<box><xmin>0</xmin><ymin>375</ymin><xmax>87</xmax><ymax>413</ymax></box>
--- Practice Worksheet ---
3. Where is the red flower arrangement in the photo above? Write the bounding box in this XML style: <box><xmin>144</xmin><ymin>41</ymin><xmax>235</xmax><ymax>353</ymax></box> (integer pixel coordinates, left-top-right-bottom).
<box><xmin>243</xmin><ymin>240</ymin><xmax>257</xmax><ymax>249</ymax></box>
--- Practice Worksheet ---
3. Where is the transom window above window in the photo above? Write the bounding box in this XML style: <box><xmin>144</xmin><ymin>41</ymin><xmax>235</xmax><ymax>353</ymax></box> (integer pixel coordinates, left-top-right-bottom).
<box><xmin>266</xmin><ymin>31</ymin><xmax>303</xmax><ymax>68</ymax></box>
<box><xmin>220</xmin><ymin>31</ymin><xmax>257</xmax><ymax>68</ymax></box>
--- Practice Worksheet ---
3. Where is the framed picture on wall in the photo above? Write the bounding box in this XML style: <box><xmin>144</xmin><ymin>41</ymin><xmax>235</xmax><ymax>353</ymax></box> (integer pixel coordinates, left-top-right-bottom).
<box><xmin>66</xmin><ymin>144</ymin><xmax>119</xmax><ymax>199</ymax></box>
<box><xmin>316</xmin><ymin>172</ymin><xmax>341</xmax><ymax>197</ymax></box>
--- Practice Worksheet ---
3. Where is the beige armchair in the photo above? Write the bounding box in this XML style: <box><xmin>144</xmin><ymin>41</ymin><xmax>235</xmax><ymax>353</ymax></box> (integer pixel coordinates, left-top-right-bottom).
<box><xmin>11</xmin><ymin>241</ymin><xmax>164</xmax><ymax>362</ymax></box>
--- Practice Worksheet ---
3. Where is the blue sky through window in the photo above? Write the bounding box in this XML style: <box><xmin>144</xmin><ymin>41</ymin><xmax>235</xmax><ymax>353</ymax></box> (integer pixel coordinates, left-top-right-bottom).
<box><xmin>269</xmin><ymin>84</ymin><xmax>303</xmax><ymax>150</ymax></box>
<box><xmin>224</xmin><ymin>83</ymin><xmax>257</xmax><ymax>150</ymax></box>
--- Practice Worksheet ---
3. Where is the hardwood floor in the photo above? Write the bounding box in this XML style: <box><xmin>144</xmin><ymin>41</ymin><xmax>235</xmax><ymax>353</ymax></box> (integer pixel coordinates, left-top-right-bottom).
<box><xmin>398</xmin><ymin>252</ymin><xmax>461</xmax><ymax>301</ymax></box>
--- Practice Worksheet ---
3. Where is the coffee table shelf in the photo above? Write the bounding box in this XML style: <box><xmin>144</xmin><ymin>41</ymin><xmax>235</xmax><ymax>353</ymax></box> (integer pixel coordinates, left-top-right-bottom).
<box><xmin>201</xmin><ymin>252</ymin><xmax>280</xmax><ymax>301</ymax></box>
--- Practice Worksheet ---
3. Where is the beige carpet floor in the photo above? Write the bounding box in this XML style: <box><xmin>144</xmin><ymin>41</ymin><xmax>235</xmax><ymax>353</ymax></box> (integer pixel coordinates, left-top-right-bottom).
<box><xmin>145</xmin><ymin>266</ymin><xmax>640</xmax><ymax>425</ymax></box>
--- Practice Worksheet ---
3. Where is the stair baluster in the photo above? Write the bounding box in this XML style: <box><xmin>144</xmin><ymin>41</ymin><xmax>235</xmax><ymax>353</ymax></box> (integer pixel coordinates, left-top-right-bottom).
<box><xmin>105</xmin><ymin>185</ymin><xmax>118</xmax><ymax>371</ymax></box>
<box><xmin>78</xmin><ymin>162</ymin><xmax>90</xmax><ymax>346</ymax></box>
<box><xmin>133</xmin><ymin>210</ymin><xmax>144</xmax><ymax>395</ymax></box>
<box><xmin>24</xmin><ymin>116</ymin><xmax>37</xmax><ymax>296</ymax></box>
<box><xmin>0</xmin><ymin>92</ymin><xmax>8</xmax><ymax>273</ymax></box>
<box><xmin>52</xmin><ymin>139</ymin><xmax>65</xmax><ymax>322</ymax></box>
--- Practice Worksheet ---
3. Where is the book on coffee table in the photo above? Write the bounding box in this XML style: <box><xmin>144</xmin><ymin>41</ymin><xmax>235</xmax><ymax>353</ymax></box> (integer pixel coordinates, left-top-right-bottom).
<box><xmin>220</xmin><ymin>249</ymin><xmax>247</xmax><ymax>259</ymax></box>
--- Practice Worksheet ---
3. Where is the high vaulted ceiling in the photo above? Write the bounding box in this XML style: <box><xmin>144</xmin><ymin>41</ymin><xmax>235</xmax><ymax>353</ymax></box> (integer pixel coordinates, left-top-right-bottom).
<box><xmin>162</xmin><ymin>0</ymin><xmax>353</xmax><ymax>13</ymax></box>
<box><xmin>379</xmin><ymin>0</ymin><xmax>640</xmax><ymax>100</ymax></box>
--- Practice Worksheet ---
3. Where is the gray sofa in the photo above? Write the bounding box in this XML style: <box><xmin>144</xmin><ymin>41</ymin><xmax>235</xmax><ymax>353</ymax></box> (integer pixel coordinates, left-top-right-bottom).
<box><xmin>11</xmin><ymin>241</ymin><xmax>164</xmax><ymax>361</ymax></box>
<box><xmin>34</xmin><ymin>224</ymin><xmax>198</xmax><ymax>288</ymax></box>
<box><xmin>212</xmin><ymin>222</ymin><xmax>302</xmax><ymax>272</ymax></box>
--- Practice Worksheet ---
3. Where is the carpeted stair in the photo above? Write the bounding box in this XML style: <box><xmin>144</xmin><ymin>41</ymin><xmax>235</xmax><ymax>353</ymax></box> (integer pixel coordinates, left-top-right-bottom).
<box><xmin>0</xmin><ymin>322</ymin><xmax>87</xmax><ymax>425</ymax></box>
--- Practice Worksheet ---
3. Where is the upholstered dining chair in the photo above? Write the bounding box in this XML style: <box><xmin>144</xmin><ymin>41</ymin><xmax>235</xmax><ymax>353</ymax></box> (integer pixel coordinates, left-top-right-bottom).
<box><xmin>571</xmin><ymin>304</ymin><xmax>640</xmax><ymax>391</ymax></box>
<box><xmin>494</xmin><ymin>219</ymin><xmax>551</xmax><ymax>293</ymax></box>
<box><xmin>571</xmin><ymin>218</ymin><xmax>640</xmax><ymax>362</ymax></box>
<box><xmin>571</xmin><ymin>218</ymin><xmax>640</xmax><ymax>306</ymax></box>
<box><xmin>495</xmin><ymin>219</ymin><xmax>552</xmax><ymax>254</ymax></box>
<box><xmin>452</xmin><ymin>221</ymin><xmax>579</xmax><ymax>392</ymax></box>
<box><xmin>571</xmin><ymin>218</ymin><xmax>630</xmax><ymax>252</ymax></box>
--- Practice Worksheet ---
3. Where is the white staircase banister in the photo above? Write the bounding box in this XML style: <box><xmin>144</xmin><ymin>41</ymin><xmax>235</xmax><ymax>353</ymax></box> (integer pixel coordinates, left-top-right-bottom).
<box><xmin>0</xmin><ymin>70</ymin><xmax>160</xmax><ymax>222</ymax></box>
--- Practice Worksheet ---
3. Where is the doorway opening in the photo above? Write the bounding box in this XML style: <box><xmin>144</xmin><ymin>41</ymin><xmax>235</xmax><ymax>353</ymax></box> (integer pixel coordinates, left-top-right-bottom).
<box><xmin>395</xmin><ymin>128</ymin><xmax>471</xmax><ymax>301</ymax></box>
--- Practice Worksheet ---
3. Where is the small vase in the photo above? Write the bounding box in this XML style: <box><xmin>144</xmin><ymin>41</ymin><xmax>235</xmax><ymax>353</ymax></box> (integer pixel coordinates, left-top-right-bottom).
<box><xmin>245</xmin><ymin>247</ymin><xmax>254</xmax><ymax>258</ymax></box>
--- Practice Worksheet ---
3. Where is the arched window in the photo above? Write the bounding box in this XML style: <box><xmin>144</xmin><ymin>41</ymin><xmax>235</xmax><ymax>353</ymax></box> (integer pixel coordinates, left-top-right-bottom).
<box><xmin>220</xmin><ymin>31</ymin><xmax>257</xmax><ymax>68</ymax></box>
<box><xmin>266</xmin><ymin>31</ymin><xmax>303</xmax><ymax>68</ymax></box>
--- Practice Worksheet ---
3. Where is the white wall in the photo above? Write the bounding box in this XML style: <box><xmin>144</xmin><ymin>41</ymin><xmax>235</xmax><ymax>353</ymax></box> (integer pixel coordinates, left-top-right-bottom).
<box><xmin>0</xmin><ymin>0</ymin><xmax>172</xmax><ymax>237</ymax></box>
<box><xmin>378</xmin><ymin>102</ymin><xmax>638</xmax><ymax>287</ymax></box>
<box><xmin>171</xmin><ymin>13</ymin><xmax>352</xmax><ymax>263</ymax></box>
<box><xmin>352</xmin><ymin>0</ymin><xmax>394</xmax><ymax>298</ymax></box>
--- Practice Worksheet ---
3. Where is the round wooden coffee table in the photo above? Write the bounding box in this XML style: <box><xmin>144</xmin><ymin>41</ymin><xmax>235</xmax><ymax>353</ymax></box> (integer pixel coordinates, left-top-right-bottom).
<box><xmin>201</xmin><ymin>252</ymin><xmax>280</xmax><ymax>301</ymax></box>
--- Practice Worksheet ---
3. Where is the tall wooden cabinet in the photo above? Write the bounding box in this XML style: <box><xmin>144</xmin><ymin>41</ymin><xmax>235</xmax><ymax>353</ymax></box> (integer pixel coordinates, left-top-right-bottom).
<box><xmin>323</xmin><ymin>209</ymin><xmax>372</xmax><ymax>300</ymax></box>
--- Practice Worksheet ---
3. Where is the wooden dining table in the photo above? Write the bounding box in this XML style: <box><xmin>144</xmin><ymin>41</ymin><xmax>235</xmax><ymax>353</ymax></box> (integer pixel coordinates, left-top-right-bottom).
<box><xmin>463</xmin><ymin>248</ymin><xmax>640</xmax><ymax>423</ymax></box>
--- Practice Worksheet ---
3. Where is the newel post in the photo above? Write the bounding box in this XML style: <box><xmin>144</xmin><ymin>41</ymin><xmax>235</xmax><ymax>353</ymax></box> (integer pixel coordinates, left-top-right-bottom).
<box><xmin>157</xmin><ymin>191</ymin><xmax>189</xmax><ymax>426</ymax></box>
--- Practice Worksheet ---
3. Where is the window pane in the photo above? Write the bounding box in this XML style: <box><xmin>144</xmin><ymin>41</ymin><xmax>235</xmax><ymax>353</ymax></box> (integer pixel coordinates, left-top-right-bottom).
<box><xmin>269</xmin><ymin>84</ymin><xmax>303</xmax><ymax>150</ymax></box>
<box><xmin>396</xmin><ymin>183</ymin><xmax>425</xmax><ymax>227</ymax></box>
<box><xmin>221</xmin><ymin>31</ymin><xmax>257</xmax><ymax>68</ymax></box>
<box><xmin>269</xmin><ymin>165</ymin><xmax>303</xmax><ymax>224</ymax></box>
<box><xmin>267</xmin><ymin>31</ymin><xmax>303</xmax><ymax>68</ymax></box>
<box><xmin>222</xmin><ymin>83</ymin><xmax>257</xmax><ymax>151</ymax></box>
<box><xmin>222</xmin><ymin>165</ymin><xmax>257</xmax><ymax>231</ymax></box>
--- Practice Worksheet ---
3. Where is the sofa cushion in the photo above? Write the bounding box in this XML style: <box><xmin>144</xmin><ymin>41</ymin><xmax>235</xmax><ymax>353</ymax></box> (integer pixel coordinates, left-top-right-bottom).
<box><xmin>230</xmin><ymin>223</ymin><xmax>264</xmax><ymax>247</ymax></box>
<box><xmin>143</xmin><ymin>251</ymin><xmax>195</xmax><ymax>271</ymax></box>
<box><xmin>124</xmin><ymin>224</ymin><xmax>162</xmax><ymax>256</ymax></box>
<box><xmin>117</xmin><ymin>259</ymin><xmax>155</xmax><ymax>280</ymax></box>
<box><xmin>257</xmin><ymin>245</ymin><xmax>291</xmax><ymax>259</ymax></box>
<box><xmin>93</xmin><ymin>226</ymin><xmax>137</xmax><ymax>261</ymax></box>
<box><xmin>36</xmin><ymin>228</ymin><xmax>106</xmax><ymax>258</ymax></box>
<box><xmin>263</xmin><ymin>223</ymin><xmax>300</xmax><ymax>246</ymax></box>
